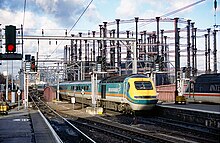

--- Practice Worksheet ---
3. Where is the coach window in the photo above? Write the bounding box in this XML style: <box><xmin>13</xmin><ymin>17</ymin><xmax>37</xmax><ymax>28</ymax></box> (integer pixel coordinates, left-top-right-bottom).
<box><xmin>86</xmin><ymin>86</ymin><xmax>89</xmax><ymax>90</ymax></box>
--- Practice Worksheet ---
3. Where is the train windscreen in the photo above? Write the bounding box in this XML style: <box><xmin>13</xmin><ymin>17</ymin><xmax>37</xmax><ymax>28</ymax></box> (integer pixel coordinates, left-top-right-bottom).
<box><xmin>134</xmin><ymin>81</ymin><xmax>153</xmax><ymax>90</ymax></box>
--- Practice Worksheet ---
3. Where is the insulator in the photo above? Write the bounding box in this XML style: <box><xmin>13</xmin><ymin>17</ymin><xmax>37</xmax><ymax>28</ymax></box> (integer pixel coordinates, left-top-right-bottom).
<box><xmin>214</xmin><ymin>0</ymin><xmax>217</xmax><ymax>10</ymax></box>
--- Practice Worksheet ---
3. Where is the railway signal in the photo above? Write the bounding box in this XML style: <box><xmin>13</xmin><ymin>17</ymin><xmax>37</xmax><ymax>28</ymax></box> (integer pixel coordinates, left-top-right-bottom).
<box><xmin>0</xmin><ymin>25</ymin><xmax>22</xmax><ymax>60</ymax></box>
<box><xmin>5</xmin><ymin>25</ymin><xmax>16</xmax><ymax>53</ymax></box>
<box><xmin>31</xmin><ymin>56</ymin><xmax>36</xmax><ymax>72</ymax></box>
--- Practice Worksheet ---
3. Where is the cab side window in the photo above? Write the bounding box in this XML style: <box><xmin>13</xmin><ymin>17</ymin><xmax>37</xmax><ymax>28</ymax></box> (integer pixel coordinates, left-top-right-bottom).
<box><xmin>127</xmin><ymin>83</ymin><xmax>130</xmax><ymax>93</ymax></box>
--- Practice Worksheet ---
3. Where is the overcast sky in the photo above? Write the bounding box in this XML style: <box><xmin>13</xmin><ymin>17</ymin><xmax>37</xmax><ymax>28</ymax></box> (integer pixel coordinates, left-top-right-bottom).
<box><xmin>0</xmin><ymin>0</ymin><xmax>219</xmax><ymax>76</ymax></box>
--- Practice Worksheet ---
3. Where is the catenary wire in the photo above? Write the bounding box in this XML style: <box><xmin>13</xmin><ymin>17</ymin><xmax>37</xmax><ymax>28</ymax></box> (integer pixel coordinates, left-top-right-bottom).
<box><xmin>23</xmin><ymin>0</ymin><xmax>27</xmax><ymax>28</ymax></box>
<box><xmin>47</xmin><ymin>0</ymin><xmax>94</xmax><ymax>59</ymax></box>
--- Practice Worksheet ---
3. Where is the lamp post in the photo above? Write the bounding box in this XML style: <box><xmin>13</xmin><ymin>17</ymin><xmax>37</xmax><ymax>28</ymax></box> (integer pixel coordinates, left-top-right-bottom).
<box><xmin>56</xmin><ymin>63</ymin><xmax>60</xmax><ymax>101</ymax></box>
<box><xmin>3</xmin><ymin>69</ymin><xmax>8</xmax><ymax>101</ymax></box>
<box><xmin>11</xmin><ymin>60</ymin><xmax>16</xmax><ymax>103</ymax></box>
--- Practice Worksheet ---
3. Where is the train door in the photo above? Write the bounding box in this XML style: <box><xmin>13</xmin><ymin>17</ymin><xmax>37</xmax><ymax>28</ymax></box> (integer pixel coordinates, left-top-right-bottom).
<box><xmin>190</xmin><ymin>81</ymin><xmax>195</xmax><ymax>98</ymax></box>
<box><xmin>101</xmin><ymin>84</ymin><xmax>106</xmax><ymax>99</ymax></box>
<box><xmin>123</xmin><ymin>82</ymin><xmax>129</xmax><ymax>99</ymax></box>
<box><xmin>185</xmin><ymin>80</ymin><xmax>195</xmax><ymax>102</ymax></box>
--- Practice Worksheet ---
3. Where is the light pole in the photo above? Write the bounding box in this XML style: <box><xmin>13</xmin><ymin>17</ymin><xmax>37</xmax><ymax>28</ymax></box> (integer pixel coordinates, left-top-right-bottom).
<box><xmin>3</xmin><ymin>69</ymin><xmax>8</xmax><ymax>101</ymax></box>
<box><xmin>11</xmin><ymin>60</ymin><xmax>16</xmax><ymax>103</ymax></box>
<box><xmin>56</xmin><ymin>63</ymin><xmax>60</xmax><ymax>101</ymax></box>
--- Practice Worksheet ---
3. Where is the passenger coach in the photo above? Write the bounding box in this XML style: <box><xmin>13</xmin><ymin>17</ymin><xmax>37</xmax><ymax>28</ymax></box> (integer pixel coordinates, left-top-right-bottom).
<box><xmin>184</xmin><ymin>73</ymin><xmax>220</xmax><ymax>104</ymax></box>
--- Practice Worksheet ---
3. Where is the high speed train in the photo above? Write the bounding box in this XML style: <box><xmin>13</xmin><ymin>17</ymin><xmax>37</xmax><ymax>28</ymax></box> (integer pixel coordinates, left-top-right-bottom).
<box><xmin>184</xmin><ymin>73</ymin><xmax>220</xmax><ymax>104</ymax></box>
<box><xmin>50</xmin><ymin>74</ymin><xmax>158</xmax><ymax>111</ymax></box>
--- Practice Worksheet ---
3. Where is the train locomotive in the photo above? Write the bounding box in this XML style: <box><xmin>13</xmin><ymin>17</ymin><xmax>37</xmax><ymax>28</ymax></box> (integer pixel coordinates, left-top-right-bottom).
<box><xmin>56</xmin><ymin>74</ymin><xmax>158</xmax><ymax>111</ymax></box>
<box><xmin>184</xmin><ymin>73</ymin><xmax>220</xmax><ymax>104</ymax></box>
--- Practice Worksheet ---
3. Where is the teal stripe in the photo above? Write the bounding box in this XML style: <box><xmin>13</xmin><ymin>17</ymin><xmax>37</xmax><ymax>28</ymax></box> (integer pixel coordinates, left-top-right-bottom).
<box><xmin>127</xmin><ymin>90</ymin><xmax>158</xmax><ymax>104</ymax></box>
<box><xmin>132</xmin><ymin>99</ymin><xmax>158</xmax><ymax>104</ymax></box>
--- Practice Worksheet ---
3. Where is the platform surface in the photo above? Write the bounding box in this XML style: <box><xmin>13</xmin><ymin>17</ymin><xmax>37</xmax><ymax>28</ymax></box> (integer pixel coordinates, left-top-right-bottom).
<box><xmin>157</xmin><ymin>102</ymin><xmax>220</xmax><ymax>114</ymax></box>
<box><xmin>0</xmin><ymin>108</ymin><xmax>58</xmax><ymax>143</ymax></box>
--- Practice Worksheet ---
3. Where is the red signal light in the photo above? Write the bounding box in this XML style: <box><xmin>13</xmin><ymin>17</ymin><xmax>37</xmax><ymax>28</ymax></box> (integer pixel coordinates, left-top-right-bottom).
<box><xmin>7</xmin><ymin>44</ymin><xmax>15</xmax><ymax>52</ymax></box>
<box><xmin>31</xmin><ymin>63</ymin><xmax>35</xmax><ymax>70</ymax></box>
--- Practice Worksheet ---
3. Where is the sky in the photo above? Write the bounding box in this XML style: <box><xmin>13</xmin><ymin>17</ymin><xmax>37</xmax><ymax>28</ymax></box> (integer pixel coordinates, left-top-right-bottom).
<box><xmin>0</xmin><ymin>0</ymin><xmax>219</xmax><ymax>78</ymax></box>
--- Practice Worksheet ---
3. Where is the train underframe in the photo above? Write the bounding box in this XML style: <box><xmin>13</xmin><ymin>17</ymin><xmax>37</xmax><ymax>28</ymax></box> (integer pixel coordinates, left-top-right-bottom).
<box><xmin>61</xmin><ymin>94</ymin><xmax>134</xmax><ymax>113</ymax></box>
<box><xmin>78</xmin><ymin>96</ymin><xmax>133</xmax><ymax>113</ymax></box>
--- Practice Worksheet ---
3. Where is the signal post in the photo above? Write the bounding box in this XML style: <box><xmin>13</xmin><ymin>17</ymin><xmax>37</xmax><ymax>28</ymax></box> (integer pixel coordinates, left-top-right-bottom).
<box><xmin>0</xmin><ymin>25</ymin><xmax>23</xmax><ymax>107</ymax></box>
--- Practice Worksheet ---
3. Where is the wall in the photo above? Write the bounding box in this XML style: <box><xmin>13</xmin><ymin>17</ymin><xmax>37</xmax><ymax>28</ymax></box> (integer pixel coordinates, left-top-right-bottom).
<box><xmin>156</xmin><ymin>84</ymin><xmax>175</xmax><ymax>102</ymax></box>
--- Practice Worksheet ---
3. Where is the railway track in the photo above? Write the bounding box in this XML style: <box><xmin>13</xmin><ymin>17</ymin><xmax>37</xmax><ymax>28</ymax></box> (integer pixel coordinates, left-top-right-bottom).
<box><xmin>29</xmin><ymin>91</ymin><xmax>96</xmax><ymax>143</ymax></box>
<box><xmin>66</xmin><ymin>114</ymin><xmax>219</xmax><ymax>143</ymax></box>
<box><xmin>138</xmin><ymin>116</ymin><xmax>220</xmax><ymax>143</ymax></box>
<box><xmin>30</xmin><ymin>90</ymin><xmax>220</xmax><ymax>143</ymax></box>
<box><xmin>67</xmin><ymin>116</ymin><xmax>184</xmax><ymax>143</ymax></box>
<box><xmin>30</xmin><ymin>90</ymin><xmax>178</xmax><ymax>142</ymax></box>
<box><xmin>101</xmin><ymin>110</ymin><xmax>220</xmax><ymax>143</ymax></box>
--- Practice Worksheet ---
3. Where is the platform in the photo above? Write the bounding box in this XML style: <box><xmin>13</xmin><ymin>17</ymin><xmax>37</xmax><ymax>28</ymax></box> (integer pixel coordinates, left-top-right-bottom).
<box><xmin>0</xmin><ymin>108</ymin><xmax>59</xmax><ymax>143</ymax></box>
<box><xmin>155</xmin><ymin>102</ymin><xmax>220</xmax><ymax>129</ymax></box>
<box><xmin>157</xmin><ymin>102</ymin><xmax>220</xmax><ymax>114</ymax></box>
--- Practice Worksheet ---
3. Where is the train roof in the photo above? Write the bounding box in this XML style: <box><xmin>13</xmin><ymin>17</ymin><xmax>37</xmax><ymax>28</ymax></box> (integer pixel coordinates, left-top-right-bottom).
<box><xmin>100</xmin><ymin>74</ymin><xmax>149</xmax><ymax>83</ymax></box>
<box><xmin>59</xmin><ymin>81</ymin><xmax>92</xmax><ymax>85</ymax></box>
<box><xmin>195</xmin><ymin>73</ymin><xmax>220</xmax><ymax>83</ymax></box>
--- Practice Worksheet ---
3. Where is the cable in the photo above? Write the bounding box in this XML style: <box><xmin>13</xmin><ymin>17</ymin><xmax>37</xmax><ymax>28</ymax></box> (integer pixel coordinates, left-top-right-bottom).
<box><xmin>22</xmin><ymin>0</ymin><xmax>27</xmax><ymax>28</ymax></box>
<box><xmin>129</xmin><ymin>0</ymin><xmax>205</xmax><ymax>30</ymax></box>
<box><xmin>68</xmin><ymin>0</ymin><xmax>94</xmax><ymax>35</ymax></box>
<box><xmin>161</xmin><ymin>0</ymin><xmax>205</xmax><ymax>17</ymax></box>
<box><xmin>48</xmin><ymin>0</ymin><xmax>94</xmax><ymax>59</ymax></box>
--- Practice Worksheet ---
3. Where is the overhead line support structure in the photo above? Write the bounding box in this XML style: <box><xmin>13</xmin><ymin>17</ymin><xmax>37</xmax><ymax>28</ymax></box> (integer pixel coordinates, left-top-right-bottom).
<box><xmin>20</xmin><ymin>35</ymin><xmax>136</xmax><ymax>80</ymax></box>
<box><xmin>174</xmin><ymin>18</ymin><xmax>180</xmax><ymax>103</ymax></box>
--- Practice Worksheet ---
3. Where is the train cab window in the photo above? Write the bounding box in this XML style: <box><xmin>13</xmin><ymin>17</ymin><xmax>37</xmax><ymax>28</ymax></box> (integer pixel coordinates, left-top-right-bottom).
<box><xmin>134</xmin><ymin>81</ymin><xmax>153</xmax><ymax>90</ymax></box>
<box><xmin>59</xmin><ymin>86</ymin><xmax>63</xmax><ymax>90</ymax></box>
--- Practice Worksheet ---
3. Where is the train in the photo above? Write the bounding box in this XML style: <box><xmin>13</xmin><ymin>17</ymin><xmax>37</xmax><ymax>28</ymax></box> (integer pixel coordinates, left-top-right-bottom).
<box><xmin>39</xmin><ymin>74</ymin><xmax>158</xmax><ymax>111</ymax></box>
<box><xmin>184</xmin><ymin>73</ymin><xmax>220</xmax><ymax>104</ymax></box>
